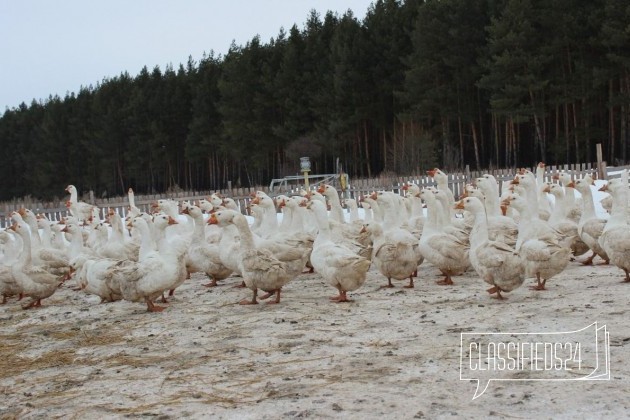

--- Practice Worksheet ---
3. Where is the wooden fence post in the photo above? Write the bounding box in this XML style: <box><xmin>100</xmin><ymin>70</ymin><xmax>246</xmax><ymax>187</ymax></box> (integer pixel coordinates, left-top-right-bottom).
<box><xmin>596</xmin><ymin>143</ymin><xmax>607</xmax><ymax>180</ymax></box>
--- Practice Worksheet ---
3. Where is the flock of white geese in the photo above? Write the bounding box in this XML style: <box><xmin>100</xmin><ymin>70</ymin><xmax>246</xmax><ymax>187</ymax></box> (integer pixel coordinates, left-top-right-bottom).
<box><xmin>0</xmin><ymin>163</ymin><xmax>628</xmax><ymax>312</ymax></box>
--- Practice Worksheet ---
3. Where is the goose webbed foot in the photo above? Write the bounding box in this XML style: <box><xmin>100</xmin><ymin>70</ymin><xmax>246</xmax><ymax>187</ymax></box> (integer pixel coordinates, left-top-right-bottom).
<box><xmin>203</xmin><ymin>276</ymin><xmax>218</xmax><ymax>287</ymax></box>
<box><xmin>330</xmin><ymin>290</ymin><xmax>353</xmax><ymax>303</ymax></box>
<box><xmin>239</xmin><ymin>289</ymin><xmax>258</xmax><ymax>305</ymax></box>
<box><xmin>436</xmin><ymin>275</ymin><xmax>454</xmax><ymax>285</ymax></box>
<box><xmin>529</xmin><ymin>276</ymin><xmax>547</xmax><ymax>291</ymax></box>
<box><xmin>487</xmin><ymin>286</ymin><xmax>506</xmax><ymax>299</ymax></box>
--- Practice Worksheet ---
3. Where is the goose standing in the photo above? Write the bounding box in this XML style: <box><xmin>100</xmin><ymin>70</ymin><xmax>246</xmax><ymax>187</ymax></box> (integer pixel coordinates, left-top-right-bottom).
<box><xmin>306</xmin><ymin>200</ymin><xmax>371</xmax><ymax>302</ymax></box>
<box><xmin>209</xmin><ymin>210</ymin><xmax>306</xmax><ymax>304</ymax></box>
<box><xmin>598</xmin><ymin>171</ymin><xmax>630</xmax><ymax>281</ymax></box>
<box><xmin>105</xmin><ymin>216</ymin><xmax>187</xmax><ymax>312</ymax></box>
<box><xmin>65</xmin><ymin>184</ymin><xmax>97</xmax><ymax>222</ymax></box>
<box><xmin>418</xmin><ymin>188</ymin><xmax>469</xmax><ymax>285</ymax></box>
<box><xmin>362</xmin><ymin>221</ymin><xmax>421</xmax><ymax>288</ymax></box>
<box><xmin>0</xmin><ymin>230</ymin><xmax>21</xmax><ymax>303</ymax></box>
<box><xmin>535</xmin><ymin>162</ymin><xmax>552</xmax><ymax>221</ymax></box>
<box><xmin>544</xmin><ymin>183</ymin><xmax>590</xmax><ymax>258</ymax></box>
<box><xmin>183</xmin><ymin>204</ymin><xmax>232</xmax><ymax>287</ymax></box>
<box><xmin>127</xmin><ymin>188</ymin><xmax>141</xmax><ymax>218</ymax></box>
<box><xmin>427</xmin><ymin>168</ymin><xmax>455</xmax><ymax>209</ymax></box>
<box><xmin>568</xmin><ymin>175</ymin><xmax>609</xmax><ymax>265</ymax></box>
<box><xmin>73</xmin><ymin>257</ymin><xmax>123</xmax><ymax>303</ymax></box>
<box><xmin>502</xmin><ymin>193</ymin><xmax>571</xmax><ymax>290</ymax></box>
<box><xmin>9</xmin><ymin>222</ymin><xmax>61</xmax><ymax>309</ymax></box>
<box><xmin>456</xmin><ymin>197</ymin><xmax>524</xmax><ymax>299</ymax></box>
<box><xmin>553</xmin><ymin>172</ymin><xmax>582</xmax><ymax>223</ymax></box>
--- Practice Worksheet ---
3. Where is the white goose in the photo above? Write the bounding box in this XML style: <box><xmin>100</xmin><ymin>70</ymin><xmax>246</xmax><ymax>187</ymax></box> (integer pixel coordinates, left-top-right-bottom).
<box><xmin>9</xmin><ymin>222</ymin><xmax>61</xmax><ymax>309</ymax></box>
<box><xmin>418</xmin><ymin>188</ymin><xmax>469</xmax><ymax>285</ymax></box>
<box><xmin>553</xmin><ymin>172</ymin><xmax>582</xmax><ymax>223</ymax></box>
<box><xmin>127</xmin><ymin>188</ymin><xmax>141</xmax><ymax>218</ymax></box>
<box><xmin>0</xmin><ymin>230</ymin><xmax>21</xmax><ymax>303</ymax></box>
<box><xmin>535</xmin><ymin>162</ymin><xmax>552</xmax><ymax>221</ymax></box>
<box><xmin>317</xmin><ymin>184</ymin><xmax>346</xmax><ymax>223</ymax></box>
<box><xmin>362</xmin><ymin>221</ymin><xmax>421</xmax><ymax>288</ymax></box>
<box><xmin>307</xmin><ymin>200</ymin><xmax>371</xmax><ymax>302</ymax></box>
<box><xmin>105</xmin><ymin>216</ymin><xmax>187</xmax><ymax>312</ymax></box>
<box><xmin>209</xmin><ymin>210</ymin><xmax>307</xmax><ymax>304</ymax></box>
<box><xmin>472</xmin><ymin>175</ymin><xmax>519</xmax><ymax>247</ymax></box>
<box><xmin>65</xmin><ymin>184</ymin><xmax>97</xmax><ymax>222</ymax></box>
<box><xmin>249</xmin><ymin>191</ymin><xmax>279</xmax><ymax>239</ymax></box>
<box><xmin>568</xmin><ymin>175</ymin><xmax>609</xmax><ymax>265</ymax></box>
<box><xmin>73</xmin><ymin>257</ymin><xmax>123</xmax><ymax>303</ymax></box>
<box><xmin>456</xmin><ymin>197</ymin><xmax>524</xmax><ymax>299</ymax></box>
<box><xmin>502</xmin><ymin>193</ymin><xmax>571</xmax><ymax>290</ymax></box>
<box><xmin>183</xmin><ymin>204</ymin><xmax>232</xmax><ymax>287</ymax></box>
<box><xmin>99</xmin><ymin>209</ymin><xmax>139</xmax><ymax>261</ymax></box>
<box><xmin>598</xmin><ymin>171</ymin><xmax>630</xmax><ymax>282</ymax></box>
<box><xmin>544</xmin><ymin>183</ymin><xmax>590</xmax><ymax>258</ymax></box>
<box><xmin>402</xmin><ymin>183</ymin><xmax>425</xmax><ymax>233</ymax></box>
<box><xmin>18</xmin><ymin>208</ymin><xmax>70</xmax><ymax>277</ymax></box>
<box><xmin>427</xmin><ymin>168</ymin><xmax>455</xmax><ymax>208</ymax></box>
<box><xmin>342</xmin><ymin>198</ymin><xmax>362</xmax><ymax>223</ymax></box>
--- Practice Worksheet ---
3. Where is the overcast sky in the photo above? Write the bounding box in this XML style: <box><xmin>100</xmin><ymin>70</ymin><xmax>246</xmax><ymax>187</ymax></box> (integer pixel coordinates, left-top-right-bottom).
<box><xmin>0</xmin><ymin>0</ymin><xmax>374</xmax><ymax>111</ymax></box>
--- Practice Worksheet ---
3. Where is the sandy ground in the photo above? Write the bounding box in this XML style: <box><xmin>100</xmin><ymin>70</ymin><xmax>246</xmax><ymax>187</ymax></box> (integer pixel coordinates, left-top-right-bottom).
<box><xmin>0</xmin><ymin>256</ymin><xmax>628</xmax><ymax>419</ymax></box>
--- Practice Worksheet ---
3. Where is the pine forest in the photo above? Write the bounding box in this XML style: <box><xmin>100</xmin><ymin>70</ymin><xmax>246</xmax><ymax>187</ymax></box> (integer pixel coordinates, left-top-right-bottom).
<box><xmin>1</xmin><ymin>0</ymin><xmax>629</xmax><ymax>200</ymax></box>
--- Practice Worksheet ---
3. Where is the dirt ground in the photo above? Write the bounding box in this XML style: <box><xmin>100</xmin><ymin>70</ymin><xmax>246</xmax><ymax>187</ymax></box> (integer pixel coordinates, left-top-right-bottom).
<box><xmin>0</xmin><ymin>257</ymin><xmax>628</xmax><ymax>419</ymax></box>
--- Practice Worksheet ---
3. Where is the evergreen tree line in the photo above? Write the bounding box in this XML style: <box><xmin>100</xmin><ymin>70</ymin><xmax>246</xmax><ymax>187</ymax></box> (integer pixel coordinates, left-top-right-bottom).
<box><xmin>1</xmin><ymin>0</ymin><xmax>629</xmax><ymax>200</ymax></box>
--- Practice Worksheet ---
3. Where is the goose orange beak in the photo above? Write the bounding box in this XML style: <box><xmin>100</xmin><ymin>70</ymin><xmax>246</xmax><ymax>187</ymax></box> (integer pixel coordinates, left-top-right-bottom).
<box><xmin>427</xmin><ymin>169</ymin><xmax>436</xmax><ymax>177</ymax></box>
<box><xmin>208</xmin><ymin>214</ymin><xmax>218</xmax><ymax>225</ymax></box>
<box><xmin>454</xmin><ymin>200</ymin><xmax>465</xmax><ymax>210</ymax></box>
<box><xmin>317</xmin><ymin>185</ymin><xmax>326</xmax><ymax>194</ymax></box>
<box><xmin>566</xmin><ymin>181</ymin><xmax>575</xmax><ymax>188</ymax></box>
<box><xmin>167</xmin><ymin>216</ymin><xmax>179</xmax><ymax>225</ymax></box>
<box><xmin>598</xmin><ymin>184</ymin><xmax>608</xmax><ymax>192</ymax></box>
<box><xmin>552</xmin><ymin>174</ymin><xmax>560</xmax><ymax>180</ymax></box>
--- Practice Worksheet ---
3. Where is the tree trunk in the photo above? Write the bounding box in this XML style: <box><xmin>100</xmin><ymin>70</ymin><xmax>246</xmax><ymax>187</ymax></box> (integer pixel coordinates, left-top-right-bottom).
<box><xmin>621</xmin><ymin>73</ymin><xmax>628</xmax><ymax>163</ymax></box>
<box><xmin>471</xmin><ymin>122</ymin><xmax>481</xmax><ymax>170</ymax></box>
<box><xmin>477</xmin><ymin>88</ymin><xmax>486</xmax><ymax>167</ymax></box>
<box><xmin>563</xmin><ymin>103</ymin><xmax>570</xmax><ymax>164</ymax></box>
<box><xmin>117</xmin><ymin>157</ymin><xmax>125</xmax><ymax>196</ymax></box>
<box><xmin>458</xmin><ymin>115</ymin><xmax>464</xmax><ymax>167</ymax></box>
<box><xmin>511</xmin><ymin>118</ymin><xmax>518</xmax><ymax>167</ymax></box>
<box><xmin>582</xmin><ymin>97</ymin><xmax>590</xmax><ymax>165</ymax></box>
<box><xmin>572</xmin><ymin>101</ymin><xmax>579</xmax><ymax>164</ymax></box>
<box><xmin>364</xmin><ymin>121</ymin><xmax>372</xmax><ymax>178</ymax></box>
<box><xmin>505</xmin><ymin>118</ymin><xmax>512</xmax><ymax>167</ymax></box>
<box><xmin>494</xmin><ymin>114</ymin><xmax>499</xmax><ymax>167</ymax></box>
<box><xmin>529</xmin><ymin>89</ymin><xmax>545</xmax><ymax>162</ymax></box>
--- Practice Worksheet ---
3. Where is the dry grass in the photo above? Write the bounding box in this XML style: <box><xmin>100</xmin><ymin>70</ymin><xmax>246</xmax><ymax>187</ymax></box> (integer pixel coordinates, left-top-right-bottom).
<box><xmin>0</xmin><ymin>347</ymin><xmax>82</xmax><ymax>377</ymax></box>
